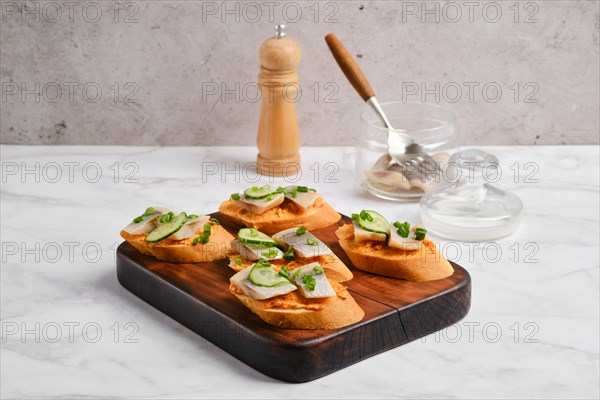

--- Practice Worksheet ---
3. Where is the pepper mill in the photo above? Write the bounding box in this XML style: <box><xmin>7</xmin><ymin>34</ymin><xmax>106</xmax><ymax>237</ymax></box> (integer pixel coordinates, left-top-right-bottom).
<box><xmin>256</xmin><ymin>24</ymin><xmax>301</xmax><ymax>177</ymax></box>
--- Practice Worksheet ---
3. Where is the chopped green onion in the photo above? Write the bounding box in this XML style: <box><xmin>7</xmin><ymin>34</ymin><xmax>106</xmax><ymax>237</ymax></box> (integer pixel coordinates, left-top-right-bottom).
<box><xmin>297</xmin><ymin>186</ymin><xmax>309</xmax><ymax>193</ymax></box>
<box><xmin>133</xmin><ymin>206</ymin><xmax>157</xmax><ymax>223</ymax></box>
<box><xmin>187</xmin><ymin>214</ymin><xmax>199</xmax><ymax>220</ymax></box>
<box><xmin>360</xmin><ymin>210</ymin><xmax>373</xmax><ymax>222</ymax></box>
<box><xmin>393</xmin><ymin>221</ymin><xmax>402</xmax><ymax>228</ymax></box>
<box><xmin>195</xmin><ymin>234</ymin><xmax>209</xmax><ymax>245</ymax></box>
<box><xmin>275</xmin><ymin>186</ymin><xmax>288</xmax><ymax>194</ymax></box>
<box><xmin>302</xmin><ymin>274</ymin><xmax>316</xmax><ymax>291</ymax></box>
<box><xmin>307</xmin><ymin>237</ymin><xmax>318</xmax><ymax>246</ymax></box>
<box><xmin>266</xmin><ymin>194</ymin><xmax>273</xmax><ymax>201</ymax></box>
<box><xmin>252</xmin><ymin>185</ymin><xmax>272</xmax><ymax>192</ymax></box>
<box><xmin>230</xmin><ymin>193</ymin><xmax>240</xmax><ymax>200</ymax></box>
<box><xmin>160</xmin><ymin>212</ymin><xmax>174</xmax><ymax>223</ymax></box>
<box><xmin>415</xmin><ymin>228</ymin><xmax>427</xmax><ymax>241</ymax></box>
<box><xmin>279</xmin><ymin>265</ymin><xmax>290</xmax><ymax>278</ymax></box>
<box><xmin>295</xmin><ymin>226</ymin><xmax>306</xmax><ymax>236</ymax></box>
<box><xmin>249</xmin><ymin>184</ymin><xmax>271</xmax><ymax>193</ymax></box>
<box><xmin>308</xmin><ymin>188</ymin><xmax>317</xmax><ymax>192</ymax></box>
<box><xmin>283</xmin><ymin>245</ymin><xmax>295</xmax><ymax>261</ymax></box>
<box><xmin>209</xmin><ymin>217</ymin><xmax>220</xmax><ymax>225</ymax></box>
<box><xmin>261</xmin><ymin>248</ymin><xmax>278</xmax><ymax>258</ymax></box>
<box><xmin>396</xmin><ymin>221</ymin><xmax>410</xmax><ymax>238</ymax></box>
<box><xmin>290</xmin><ymin>187</ymin><xmax>298</xmax><ymax>198</ymax></box>
<box><xmin>313</xmin><ymin>265</ymin><xmax>324</xmax><ymax>275</ymax></box>
<box><xmin>193</xmin><ymin>224</ymin><xmax>212</xmax><ymax>245</ymax></box>
<box><xmin>293</xmin><ymin>268</ymin><xmax>302</xmax><ymax>278</ymax></box>
<box><xmin>199</xmin><ymin>235</ymin><xmax>209</xmax><ymax>244</ymax></box>
<box><xmin>250</xmin><ymin>228</ymin><xmax>258</xmax><ymax>237</ymax></box>
<box><xmin>235</xmin><ymin>257</ymin><xmax>242</xmax><ymax>265</ymax></box>
<box><xmin>256</xmin><ymin>259</ymin><xmax>271</xmax><ymax>269</ymax></box>
<box><xmin>351</xmin><ymin>213</ymin><xmax>359</xmax><ymax>221</ymax></box>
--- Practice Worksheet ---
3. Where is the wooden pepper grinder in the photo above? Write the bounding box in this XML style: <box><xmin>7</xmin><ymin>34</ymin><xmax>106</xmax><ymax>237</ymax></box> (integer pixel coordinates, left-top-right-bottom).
<box><xmin>256</xmin><ymin>24</ymin><xmax>301</xmax><ymax>177</ymax></box>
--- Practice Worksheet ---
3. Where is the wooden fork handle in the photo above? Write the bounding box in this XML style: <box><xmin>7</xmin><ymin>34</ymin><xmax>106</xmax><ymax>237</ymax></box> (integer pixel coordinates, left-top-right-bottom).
<box><xmin>325</xmin><ymin>33</ymin><xmax>375</xmax><ymax>102</ymax></box>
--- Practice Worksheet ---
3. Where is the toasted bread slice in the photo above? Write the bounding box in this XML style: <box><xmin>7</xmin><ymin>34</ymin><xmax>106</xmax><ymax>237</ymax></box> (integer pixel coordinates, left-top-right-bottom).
<box><xmin>229</xmin><ymin>280</ymin><xmax>364</xmax><ymax>329</ymax></box>
<box><xmin>219</xmin><ymin>197</ymin><xmax>341</xmax><ymax>235</ymax></box>
<box><xmin>228</xmin><ymin>253</ymin><xmax>353</xmax><ymax>282</ymax></box>
<box><xmin>120</xmin><ymin>224</ymin><xmax>234</xmax><ymax>263</ymax></box>
<box><xmin>335</xmin><ymin>224</ymin><xmax>454</xmax><ymax>282</ymax></box>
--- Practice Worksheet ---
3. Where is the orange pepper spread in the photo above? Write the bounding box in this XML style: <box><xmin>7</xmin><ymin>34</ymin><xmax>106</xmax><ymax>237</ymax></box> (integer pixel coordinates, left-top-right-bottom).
<box><xmin>226</xmin><ymin>197</ymin><xmax>325</xmax><ymax>221</ymax></box>
<box><xmin>230</xmin><ymin>279</ymin><xmax>348</xmax><ymax>311</ymax></box>
<box><xmin>229</xmin><ymin>254</ymin><xmax>340</xmax><ymax>273</ymax></box>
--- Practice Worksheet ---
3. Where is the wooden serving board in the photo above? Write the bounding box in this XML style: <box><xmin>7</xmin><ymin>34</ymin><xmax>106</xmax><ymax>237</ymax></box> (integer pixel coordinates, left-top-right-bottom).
<box><xmin>116</xmin><ymin>213</ymin><xmax>471</xmax><ymax>382</ymax></box>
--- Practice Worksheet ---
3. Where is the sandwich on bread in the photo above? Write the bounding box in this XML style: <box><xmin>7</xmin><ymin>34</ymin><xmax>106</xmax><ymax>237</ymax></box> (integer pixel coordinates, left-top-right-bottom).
<box><xmin>229</xmin><ymin>258</ymin><xmax>364</xmax><ymax>329</ymax></box>
<box><xmin>336</xmin><ymin>210</ymin><xmax>454</xmax><ymax>282</ymax></box>
<box><xmin>229</xmin><ymin>226</ymin><xmax>353</xmax><ymax>282</ymax></box>
<box><xmin>120</xmin><ymin>207</ymin><xmax>234</xmax><ymax>262</ymax></box>
<box><xmin>219</xmin><ymin>185</ymin><xmax>341</xmax><ymax>235</ymax></box>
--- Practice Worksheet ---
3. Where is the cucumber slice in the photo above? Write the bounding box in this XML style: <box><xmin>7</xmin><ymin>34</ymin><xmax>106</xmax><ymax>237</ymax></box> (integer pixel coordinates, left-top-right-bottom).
<box><xmin>243</xmin><ymin>185</ymin><xmax>275</xmax><ymax>199</ymax></box>
<box><xmin>146</xmin><ymin>212</ymin><xmax>187</xmax><ymax>242</ymax></box>
<box><xmin>237</xmin><ymin>228</ymin><xmax>278</xmax><ymax>247</ymax></box>
<box><xmin>248</xmin><ymin>263</ymin><xmax>289</xmax><ymax>287</ymax></box>
<box><xmin>357</xmin><ymin>210</ymin><xmax>390</xmax><ymax>235</ymax></box>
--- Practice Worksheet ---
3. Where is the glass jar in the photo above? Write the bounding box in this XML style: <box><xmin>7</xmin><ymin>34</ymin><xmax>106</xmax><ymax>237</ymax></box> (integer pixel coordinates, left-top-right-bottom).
<box><xmin>356</xmin><ymin>102</ymin><xmax>457</xmax><ymax>201</ymax></box>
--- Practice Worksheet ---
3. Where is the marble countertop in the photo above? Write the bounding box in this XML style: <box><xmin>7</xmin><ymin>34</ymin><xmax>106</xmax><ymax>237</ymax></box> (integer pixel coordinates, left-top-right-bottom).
<box><xmin>1</xmin><ymin>145</ymin><xmax>598</xmax><ymax>399</ymax></box>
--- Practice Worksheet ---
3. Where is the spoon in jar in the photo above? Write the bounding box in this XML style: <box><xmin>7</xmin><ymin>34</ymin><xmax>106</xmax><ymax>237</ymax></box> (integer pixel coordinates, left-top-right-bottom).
<box><xmin>325</xmin><ymin>33</ymin><xmax>441</xmax><ymax>178</ymax></box>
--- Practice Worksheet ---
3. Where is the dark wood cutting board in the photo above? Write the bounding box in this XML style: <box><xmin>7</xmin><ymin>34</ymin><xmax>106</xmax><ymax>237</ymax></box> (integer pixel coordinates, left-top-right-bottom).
<box><xmin>116</xmin><ymin>213</ymin><xmax>471</xmax><ymax>382</ymax></box>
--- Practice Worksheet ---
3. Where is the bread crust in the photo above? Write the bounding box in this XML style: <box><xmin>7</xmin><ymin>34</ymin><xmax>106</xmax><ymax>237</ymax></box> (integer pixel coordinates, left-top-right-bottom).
<box><xmin>120</xmin><ymin>225</ymin><xmax>234</xmax><ymax>263</ymax></box>
<box><xmin>335</xmin><ymin>224</ymin><xmax>454</xmax><ymax>282</ymax></box>
<box><xmin>230</xmin><ymin>281</ymin><xmax>365</xmax><ymax>329</ymax></box>
<box><xmin>218</xmin><ymin>197</ymin><xmax>341</xmax><ymax>235</ymax></box>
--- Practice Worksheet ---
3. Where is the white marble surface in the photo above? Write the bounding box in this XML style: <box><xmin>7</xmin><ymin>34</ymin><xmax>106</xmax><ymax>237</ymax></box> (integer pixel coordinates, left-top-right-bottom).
<box><xmin>1</xmin><ymin>145</ymin><xmax>598</xmax><ymax>399</ymax></box>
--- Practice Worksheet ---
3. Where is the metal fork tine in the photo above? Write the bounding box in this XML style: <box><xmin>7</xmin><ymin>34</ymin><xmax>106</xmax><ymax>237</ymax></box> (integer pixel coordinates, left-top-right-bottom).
<box><xmin>401</xmin><ymin>154</ymin><xmax>440</xmax><ymax>180</ymax></box>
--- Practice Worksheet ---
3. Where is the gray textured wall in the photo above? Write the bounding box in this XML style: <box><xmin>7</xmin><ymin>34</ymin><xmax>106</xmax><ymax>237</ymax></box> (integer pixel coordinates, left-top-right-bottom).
<box><xmin>1</xmin><ymin>0</ymin><xmax>598</xmax><ymax>146</ymax></box>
